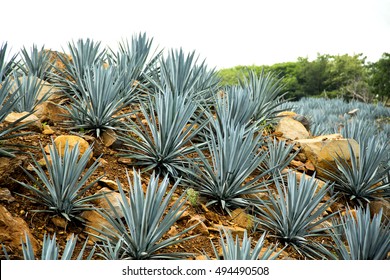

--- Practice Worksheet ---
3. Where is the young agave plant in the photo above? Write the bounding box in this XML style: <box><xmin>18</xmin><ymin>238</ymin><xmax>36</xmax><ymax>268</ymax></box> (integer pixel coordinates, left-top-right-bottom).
<box><xmin>118</xmin><ymin>91</ymin><xmax>206</xmax><ymax>177</ymax></box>
<box><xmin>185</xmin><ymin>119</ymin><xmax>270</xmax><ymax>214</ymax></box>
<box><xmin>259</xmin><ymin>138</ymin><xmax>298</xmax><ymax>176</ymax></box>
<box><xmin>91</xmin><ymin>170</ymin><xmax>198</xmax><ymax>260</ymax></box>
<box><xmin>65</xmin><ymin>65</ymin><xmax>133</xmax><ymax>137</ymax></box>
<box><xmin>239</xmin><ymin>69</ymin><xmax>287</xmax><ymax>125</ymax></box>
<box><xmin>19</xmin><ymin>233</ymin><xmax>95</xmax><ymax>260</ymax></box>
<box><xmin>0</xmin><ymin>42</ymin><xmax>18</xmax><ymax>81</ymax></box>
<box><xmin>11</xmin><ymin>71</ymin><xmax>49</xmax><ymax>112</ymax></box>
<box><xmin>321</xmin><ymin>138</ymin><xmax>390</xmax><ymax>206</ymax></box>
<box><xmin>331</xmin><ymin>207</ymin><xmax>390</xmax><ymax>260</ymax></box>
<box><xmin>14</xmin><ymin>140</ymin><xmax>104</xmax><ymax>221</ymax></box>
<box><xmin>255</xmin><ymin>171</ymin><xmax>337</xmax><ymax>259</ymax></box>
<box><xmin>210</xmin><ymin>228</ymin><xmax>282</xmax><ymax>260</ymax></box>
<box><xmin>19</xmin><ymin>44</ymin><xmax>53</xmax><ymax>79</ymax></box>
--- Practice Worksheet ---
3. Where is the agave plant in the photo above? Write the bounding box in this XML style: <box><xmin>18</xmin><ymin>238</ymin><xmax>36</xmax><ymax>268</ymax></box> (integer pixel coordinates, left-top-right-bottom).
<box><xmin>0</xmin><ymin>42</ymin><xmax>18</xmax><ymax>81</ymax></box>
<box><xmin>0</xmin><ymin>77</ymin><xmax>35</xmax><ymax>157</ymax></box>
<box><xmin>91</xmin><ymin>170</ymin><xmax>198</xmax><ymax>260</ymax></box>
<box><xmin>331</xmin><ymin>206</ymin><xmax>390</xmax><ymax>260</ymax></box>
<box><xmin>10</xmin><ymin>71</ymin><xmax>49</xmax><ymax>112</ymax></box>
<box><xmin>65</xmin><ymin>65</ymin><xmax>133</xmax><ymax>137</ymax></box>
<box><xmin>107</xmin><ymin>33</ymin><xmax>161</xmax><ymax>101</ymax></box>
<box><xmin>146</xmin><ymin>48</ymin><xmax>218</xmax><ymax>100</ymax></box>
<box><xmin>185</xmin><ymin>119</ymin><xmax>270</xmax><ymax>214</ymax></box>
<box><xmin>239</xmin><ymin>69</ymin><xmax>288</xmax><ymax>125</ymax></box>
<box><xmin>14</xmin><ymin>140</ymin><xmax>104</xmax><ymax>221</ymax></box>
<box><xmin>51</xmin><ymin>38</ymin><xmax>106</xmax><ymax>95</ymax></box>
<box><xmin>255</xmin><ymin>171</ymin><xmax>337</xmax><ymax>259</ymax></box>
<box><xmin>19</xmin><ymin>44</ymin><xmax>52</xmax><ymax>79</ymax></box>
<box><xmin>321</xmin><ymin>138</ymin><xmax>390</xmax><ymax>206</ymax></box>
<box><xmin>210</xmin><ymin>228</ymin><xmax>282</xmax><ymax>260</ymax></box>
<box><xmin>19</xmin><ymin>233</ymin><xmax>95</xmax><ymax>260</ymax></box>
<box><xmin>259</xmin><ymin>137</ymin><xmax>298</xmax><ymax>176</ymax></box>
<box><xmin>118</xmin><ymin>90</ymin><xmax>206</xmax><ymax>177</ymax></box>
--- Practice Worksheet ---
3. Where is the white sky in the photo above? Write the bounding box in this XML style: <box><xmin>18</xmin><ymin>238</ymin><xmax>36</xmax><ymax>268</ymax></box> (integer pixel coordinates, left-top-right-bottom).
<box><xmin>1</xmin><ymin>0</ymin><xmax>389</xmax><ymax>69</ymax></box>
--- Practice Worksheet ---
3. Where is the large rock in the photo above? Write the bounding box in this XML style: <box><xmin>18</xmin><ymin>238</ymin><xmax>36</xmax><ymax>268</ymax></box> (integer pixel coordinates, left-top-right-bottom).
<box><xmin>0</xmin><ymin>205</ymin><xmax>39</xmax><ymax>257</ymax></box>
<box><xmin>93</xmin><ymin>187</ymin><xmax>130</xmax><ymax>217</ymax></box>
<box><xmin>4</xmin><ymin>111</ymin><xmax>42</xmax><ymax>132</ymax></box>
<box><xmin>35</xmin><ymin>101</ymin><xmax>69</xmax><ymax>124</ymax></box>
<box><xmin>295</xmin><ymin>136</ymin><xmax>360</xmax><ymax>180</ymax></box>
<box><xmin>45</xmin><ymin>135</ymin><xmax>92</xmax><ymax>160</ymax></box>
<box><xmin>81</xmin><ymin>210</ymin><xmax>117</xmax><ymax>242</ymax></box>
<box><xmin>275</xmin><ymin>117</ymin><xmax>310</xmax><ymax>140</ymax></box>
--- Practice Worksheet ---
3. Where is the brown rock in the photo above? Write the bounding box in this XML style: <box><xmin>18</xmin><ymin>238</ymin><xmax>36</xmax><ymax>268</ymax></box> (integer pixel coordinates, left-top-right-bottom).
<box><xmin>101</xmin><ymin>128</ymin><xmax>117</xmax><ymax>147</ymax></box>
<box><xmin>275</xmin><ymin>117</ymin><xmax>310</xmax><ymax>140</ymax></box>
<box><xmin>295</xmin><ymin>137</ymin><xmax>360</xmax><ymax>180</ymax></box>
<box><xmin>0</xmin><ymin>188</ymin><xmax>15</xmax><ymax>203</ymax></box>
<box><xmin>35</xmin><ymin>101</ymin><xmax>69</xmax><ymax>124</ymax></box>
<box><xmin>0</xmin><ymin>205</ymin><xmax>39</xmax><ymax>255</ymax></box>
<box><xmin>4</xmin><ymin>112</ymin><xmax>41</xmax><ymax>132</ymax></box>
<box><xmin>277</xmin><ymin>111</ymin><xmax>297</xmax><ymax>118</ymax></box>
<box><xmin>47</xmin><ymin>135</ymin><xmax>92</xmax><ymax>160</ymax></box>
<box><xmin>94</xmin><ymin>187</ymin><xmax>129</xmax><ymax>218</ymax></box>
<box><xmin>51</xmin><ymin>216</ymin><xmax>68</xmax><ymax>229</ymax></box>
<box><xmin>370</xmin><ymin>200</ymin><xmax>390</xmax><ymax>219</ymax></box>
<box><xmin>98</xmin><ymin>178</ymin><xmax>119</xmax><ymax>191</ymax></box>
<box><xmin>82</xmin><ymin>210</ymin><xmax>116</xmax><ymax>242</ymax></box>
<box><xmin>229</xmin><ymin>208</ymin><xmax>254</xmax><ymax>229</ymax></box>
<box><xmin>42</xmin><ymin>124</ymin><xmax>55</xmax><ymax>135</ymax></box>
<box><xmin>187</xmin><ymin>215</ymin><xmax>209</xmax><ymax>235</ymax></box>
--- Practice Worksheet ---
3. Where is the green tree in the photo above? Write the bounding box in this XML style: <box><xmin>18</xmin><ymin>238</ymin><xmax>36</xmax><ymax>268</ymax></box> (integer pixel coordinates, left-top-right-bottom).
<box><xmin>369</xmin><ymin>53</ymin><xmax>390</xmax><ymax>103</ymax></box>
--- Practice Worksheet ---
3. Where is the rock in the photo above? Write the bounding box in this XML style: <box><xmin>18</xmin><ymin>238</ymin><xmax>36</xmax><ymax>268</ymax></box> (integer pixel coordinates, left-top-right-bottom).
<box><xmin>101</xmin><ymin>128</ymin><xmax>117</xmax><ymax>147</ymax></box>
<box><xmin>286</xmin><ymin>169</ymin><xmax>328</xmax><ymax>193</ymax></box>
<box><xmin>370</xmin><ymin>199</ymin><xmax>390</xmax><ymax>219</ymax></box>
<box><xmin>0</xmin><ymin>205</ymin><xmax>39</xmax><ymax>255</ymax></box>
<box><xmin>295</xmin><ymin>137</ymin><xmax>360</xmax><ymax>180</ymax></box>
<box><xmin>4</xmin><ymin>112</ymin><xmax>42</xmax><ymax>132</ymax></box>
<box><xmin>42</xmin><ymin>124</ymin><xmax>55</xmax><ymax>135</ymax></box>
<box><xmin>211</xmin><ymin>224</ymin><xmax>247</xmax><ymax>238</ymax></box>
<box><xmin>186</xmin><ymin>215</ymin><xmax>209</xmax><ymax>235</ymax></box>
<box><xmin>46</xmin><ymin>135</ymin><xmax>92</xmax><ymax>160</ymax></box>
<box><xmin>0</xmin><ymin>188</ymin><xmax>15</xmax><ymax>203</ymax></box>
<box><xmin>348</xmin><ymin>108</ymin><xmax>359</xmax><ymax>116</ymax></box>
<box><xmin>195</xmin><ymin>255</ymin><xmax>208</xmax><ymax>260</ymax></box>
<box><xmin>81</xmin><ymin>210</ymin><xmax>117</xmax><ymax>242</ymax></box>
<box><xmin>277</xmin><ymin>111</ymin><xmax>297</xmax><ymax>118</ymax></box>
<box><xmin>275</xmin><ymin>117</ymin><xmax>310</xmax><ymax>140</ymax></box>
<box><xmin>98</xmin><ymin>178</ymin><xmax>119</xmax><ymax>191</ymax></box>
<box><xmin>34</xmin><ymin>101</ymin><xmax>69</xmax><ymax>124</ymax></box>
<box><xmin>229</xmin><ymin>208</ymin><xmax>254</xmax><ymax>229</ymax></box>
<box><xmin>93</xmin><ymin>187</ymin><xmax>129</xmax><ymax>218</ymax></box>
<box><xmin>0</xmin><ymin>156</ymin><xmax>29</xmax><ymax>186</ymax></box>
<box><xmin>51</xmin><ymin>216</ymin><xmax>68</xmax><ymax>229</ymax></box>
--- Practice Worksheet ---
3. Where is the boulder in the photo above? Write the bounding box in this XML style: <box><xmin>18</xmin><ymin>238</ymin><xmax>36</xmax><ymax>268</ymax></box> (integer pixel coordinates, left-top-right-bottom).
<box><xmin>4</xmin><ymin>111</ymin><xmax>42</xmax><ymax>132</ymax></box>
<box><xmin>93</xmin><ymin>187</ymin><xmax>130</xmax><ymax>218</ymax></box>
<box><xmin>81</xmin><ymin>210</ymin><xmax>117</xmax><ymax>242</ymax></box>
<box><xmin>295</xmin><ymin>136</ymin><xmax>360</xmax><ymax>180</ymax></box>
<box><xmin>229</xmin><ymin>208</ymin><xmax>254</xmax><ymax>229</ymax></box>
<box><xmin>34</xmin><ymin>101</ymin><xmax>69</xmax><ymax>124</ymax></box>
<box><xmin>275</xmin><ymin>117</ymin><xmax>310</xmax><ymax>140</ymax></box>
<box><xmin>0</xmin><ymin>205</ymin><xmax>39</xmax><ymax>256</ymax></box>
<box><xmin>45</xmin><ymin>135</ymin><xmax>92</xmax><ymax>160</ymax></box>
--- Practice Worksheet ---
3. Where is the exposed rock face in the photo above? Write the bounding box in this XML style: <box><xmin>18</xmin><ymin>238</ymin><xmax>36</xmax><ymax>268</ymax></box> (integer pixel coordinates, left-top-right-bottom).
<box><xmin>275</xmin><ymin>117</ymin><xmax>310</xmax><ymax>140</ymax></box>
<box><xmin>0</xmin><ymin>205</ymin><xmax>39</xmax><ymax>256</ymax></box>
<box><xmin>295</xmin><ymin>136</ymin><xmax>360</xmax><ymax>180</ymax></box>
<box><xmin>34</xmin><ymin>101</ymin><xmax>69</xmax><ymax>124</ymax></box>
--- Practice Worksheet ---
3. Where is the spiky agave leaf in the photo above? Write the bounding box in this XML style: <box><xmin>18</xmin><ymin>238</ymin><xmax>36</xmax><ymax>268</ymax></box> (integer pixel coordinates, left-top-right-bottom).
<box><xmin>91</xmin><ymin>170</ymin><xmax>198</xmax><ymax>260</ymax></box>
<box><xmin>0</xmin><ymin>42</ymin><xmax>18</xmax><ymax>81</ymax></box>
<box><xmin>255</xmin><ymin>171</ymin><xmax>337</xmax><ymax>259</ymax></box>
<box><xmin>65</xmin><ymin>65</ymin><xmax>133</xmax><ymax>137</ymax></box>
<box><xmin>321</xmin><ymin>138</ymin><xmax>390</xmax><ymax>206</ymax></box>
<box><xmin>118</xmin><ymin>90</ymin><xmax>207</xmax><ymax>177</ymax></box>
<box><xmin>21</xmin><ymin>232</ymin><xmax>95</xmax><ymax>260</ymax></box>
<box><xmin>0</xmin><ymin>76</ymin><xmax>35</xmax><ymax>157</ymax></box>
<box><xmin>185</xmin><ymin>119</ymin><xmax>270</xmax><ymax>214</ymax></box>
<box><xmin>239</xmin><ymin>69</ymin><xmax>288</xmax><ymax>125</ymax></box>
<box><xmin>331</xmin><ymin>206</ymin><xmax>390</xmax><ymax>260</ymax></box>
<box><xmin>14</xmin><ymin>140</ymin><xmax>104</xmax><ymax>221</ymax></box>
<box><xmin>211</xmin><ymin>228</ymin><xmax>282</xmax><ymax>260</ymax></box>
<box><xmin>10</xmin><ymin>71</ymin><xmax>49</xmax><ymax>112</ymax></box>
<box><xmin>259</xmin><ymin>137</ymin><xmax>299</xmax><ymax>176</ymax></box>
<box><xmin>19</xmin><ymin>44</ymin><xmax>53</xmax><ymax>79</ymax></box>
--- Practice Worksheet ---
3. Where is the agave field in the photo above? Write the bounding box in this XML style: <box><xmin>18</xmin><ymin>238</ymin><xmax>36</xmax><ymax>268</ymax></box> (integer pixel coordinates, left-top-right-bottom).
<box><xmin>0</xmin><ymin>34</ymin><xmax>389</xmax><ymax>260</ymax></box>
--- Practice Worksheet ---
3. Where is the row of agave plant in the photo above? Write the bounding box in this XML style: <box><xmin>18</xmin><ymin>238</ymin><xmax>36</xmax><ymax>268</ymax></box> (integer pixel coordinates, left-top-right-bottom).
<box><xmin>0</xmin><ymin>33</ymin><xmax>389</xmax><ymax>260</ymax></box>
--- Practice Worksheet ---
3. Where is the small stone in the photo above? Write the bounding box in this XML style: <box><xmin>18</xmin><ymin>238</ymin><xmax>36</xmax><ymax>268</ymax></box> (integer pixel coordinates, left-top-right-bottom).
<box><xmin>117</xmin><ymin>158</ymin><xmax>132</xmax><ymax>165</ymax></box>
<box><xmin>42</xmin><ymin>124</ymin><xmax>55</xmax><ymax>135</ymax></box>
<box><xmin>0</xmin><ymin>188</ymin><xmax>15</xmax><ymax>203</ymax></box>
<box><xmin>186</xmin><ymin>215</ymin><xmax>209</xmax><ymax>235</ymax></box>
<box><xmin>51</xmin><ymin>216</ymin><xmax>68</xmax><ymax>229</ymax></box>
<box><xmin>101</xmin><ymin>128</ymin><xmax>117</xmax><ymax>147</ymax></box>
<box><xmin>98</xmin><ymin>178</ymin><xmax>119</xmax><ymax>191</ymax></box>
<box><xmin>19</xmin><ymin>210</ymin><xmax>25</xmax><ymax>215</ymax></box>
<box><xmin>229</xmin><ymin>208</ymin><xmax>254</xmax><ymax>229</ymax></box>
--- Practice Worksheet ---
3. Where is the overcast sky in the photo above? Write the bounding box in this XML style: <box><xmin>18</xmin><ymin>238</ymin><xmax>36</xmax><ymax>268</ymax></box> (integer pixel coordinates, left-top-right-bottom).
<box><xmin>1</xmin><ymin>0</ymin><xmax>389</xmax><ymax>69</ymax></box>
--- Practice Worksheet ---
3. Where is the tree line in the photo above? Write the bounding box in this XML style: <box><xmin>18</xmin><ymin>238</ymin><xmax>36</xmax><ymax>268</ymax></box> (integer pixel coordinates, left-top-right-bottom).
<box><xmin>217</xmin><ymin>53</ymin><xmax>390</xmax><ymax>103</ymax></box>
